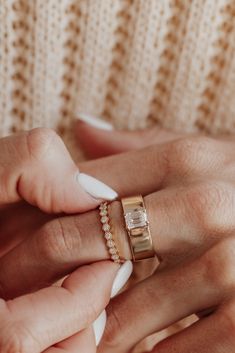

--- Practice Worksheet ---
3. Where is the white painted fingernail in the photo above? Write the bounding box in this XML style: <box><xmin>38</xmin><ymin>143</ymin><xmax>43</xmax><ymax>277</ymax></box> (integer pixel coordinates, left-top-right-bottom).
<box><xmin>92</xmin><ymin>310</ymin><xmax>107</xmax><ymax>346</ymax></box>
<box><xmin>77</xmin><ymin>112</ymin><xmax>113</xmax><ymax>131</ymax></box>
<box><xmin>111</xmin><ymin>261</ymin><xmax>133</xmax><ymax>298</ymax></box>
<box><xmin>77</xmin><ymin>173</ymin><xmax>118</xmax><ymax>201</ymax></box>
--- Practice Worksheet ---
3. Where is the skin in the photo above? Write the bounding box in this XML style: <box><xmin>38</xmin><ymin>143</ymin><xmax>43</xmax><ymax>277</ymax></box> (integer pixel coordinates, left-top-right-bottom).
<box><xmin>0</xmin><ymin>260</ymin><xmax>119</xmax><ymax>353</ymax></box>
<box><xmin>76</xmin><ymin>121</ymin><xmax>235</xmax><ymax>353</ymax></box>
<box><xmin>1</xmin><ymin>123</ymin><xmax>235</xmax><ymax>351</ymax></box>
<box><xmin>0</xmin><ymin>127</ymin><xmax>121</xmax><ymax>352</ymax></box>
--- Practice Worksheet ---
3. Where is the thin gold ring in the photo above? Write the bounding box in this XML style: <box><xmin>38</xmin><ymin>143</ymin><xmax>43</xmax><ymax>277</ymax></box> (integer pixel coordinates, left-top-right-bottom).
<box><xmin>121</xmin><ymin>195</ymin><xmax>156</xmax><ymax>262</ymax></box>
<box><xmin>99</xmin><ymin>202</ymin><xmax>123</xmax><ymax>264</ymax></box>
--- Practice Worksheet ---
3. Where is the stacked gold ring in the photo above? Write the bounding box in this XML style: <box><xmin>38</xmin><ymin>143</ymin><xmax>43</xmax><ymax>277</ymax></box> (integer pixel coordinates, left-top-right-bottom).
<box><xmin>99</xmin><ymin>196</ymin><xmax>156</xmax><ymax>263</ymax></box>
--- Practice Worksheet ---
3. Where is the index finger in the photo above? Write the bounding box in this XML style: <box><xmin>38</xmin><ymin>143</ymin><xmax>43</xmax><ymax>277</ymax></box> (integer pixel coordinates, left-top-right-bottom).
<box><xmin>0</xmin><ymin>128</ymin><xmax>117</xmax><ymax>213</ymax></box>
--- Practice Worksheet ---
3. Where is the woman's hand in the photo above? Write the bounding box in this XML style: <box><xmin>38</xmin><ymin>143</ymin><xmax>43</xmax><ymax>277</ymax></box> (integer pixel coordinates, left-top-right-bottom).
<box><xmin>99</xmin><ymin>238</ymin><xmax>235</xmax><ymax>353</ymax></box>
<box><xmin>2</xmin><ymin>121</ymin><xmax>235</xmax><ymax>353</ymax></box>
<box><xmin>0</xmin><ymin>261</ymin><xmax>119</xmax><ymax>353</ymax></box>
<box><xmin>74</xmin><ymin>118</ymin><xmax>235</xmax><ymax>352</ymax></box>
<box><xmin>75</xmin><ymin>120</ymin><xmax>235</xmax><ymax>266</ymax></box>
<box><xmin>0</xmin><ymin>127</ymin><xmax>117</xmax><ymax>297</ymax></box>
<box><xmin>1</xmin><ymin>128</ymin><xmax>235</xmax><ymax>297</ymax></box>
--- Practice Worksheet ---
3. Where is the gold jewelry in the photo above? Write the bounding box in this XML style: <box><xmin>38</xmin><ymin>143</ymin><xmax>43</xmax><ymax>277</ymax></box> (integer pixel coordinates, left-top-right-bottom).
<box><xmin>121</xmin><ymin>195</ymin><xmax>155</xmax><ymax>261</ymax></box>
<box><xmin>99</xmin><ymin>202</ymin><xmax>123</xmax><ymax>264</ymax></box>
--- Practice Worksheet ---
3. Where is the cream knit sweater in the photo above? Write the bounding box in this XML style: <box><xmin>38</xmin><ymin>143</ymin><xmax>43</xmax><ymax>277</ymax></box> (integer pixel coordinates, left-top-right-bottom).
<box><xmin>1</xmin><ymin>0</ymin><xmax>235</xmax><ymax>148</ymax></box>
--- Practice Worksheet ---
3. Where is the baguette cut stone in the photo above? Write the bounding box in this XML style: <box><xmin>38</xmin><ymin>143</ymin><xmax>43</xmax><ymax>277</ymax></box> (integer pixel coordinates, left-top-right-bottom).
<box><xmin>125</xmin><ymin>209</ymin><xmax>147</xmax><ymax>229</ymax></box>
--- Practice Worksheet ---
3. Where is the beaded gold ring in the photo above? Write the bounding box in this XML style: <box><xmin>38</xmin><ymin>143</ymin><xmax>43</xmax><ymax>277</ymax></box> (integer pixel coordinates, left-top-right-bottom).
<box><xmin>99</xmin><ymin>202</ymin><xmax>122</xmax><ymax>264</ymax></box>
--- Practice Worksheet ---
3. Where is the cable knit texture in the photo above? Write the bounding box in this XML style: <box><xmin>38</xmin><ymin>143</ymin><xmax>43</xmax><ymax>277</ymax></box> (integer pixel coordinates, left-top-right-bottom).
<box><xmin>1</xmin><ymin>0</ymin><xmax>235</xmax><ymax>147</ymax></box>
<box><xmin>1</xmin><ymin>1</ymin><xmax>234</xmax><ymax>351</ymax></box>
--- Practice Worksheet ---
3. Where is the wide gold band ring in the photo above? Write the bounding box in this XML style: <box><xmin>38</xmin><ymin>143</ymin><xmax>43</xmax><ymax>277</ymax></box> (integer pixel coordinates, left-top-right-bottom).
<box><xmin>121</xmin><ymin>195</ymin><xmax>155</xmax><ymax>261</ymax></box>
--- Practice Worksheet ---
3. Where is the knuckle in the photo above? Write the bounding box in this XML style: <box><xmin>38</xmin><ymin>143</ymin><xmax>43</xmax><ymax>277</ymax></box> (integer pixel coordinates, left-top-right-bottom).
<box><xmin>0</xmin><ymin>324</ymin><xmax>35</xmax><ymax>353</ymax></box>
<box><xmin>186</xmin><ymin>181</ymin><xmax>234</xmax><ymax>233</ymax></box>
<box><xmin>37</xmin><ymin>217</ymin><xmax>82</xmax><ymax>265</ymax></box>
<box><xmin>0</xmin><ymin>333</ymin><xmax>24</xmax><ymax>353</ymax></box>
<box><xmin>102</xmin><ymin>302</ymin><xmax>124</xmax><ymax>348</ymax></box>
<box><xmin>164</xmin><ymin>136</ymin><xmax>215</xmax><ymax>177</ymax></box>
<box><xmin>25</xmin><ymin>127</ymin><xmax>60</xmax><ymax>162</ymax></box>
<box><xmin>200</xmin><ymin>238</ymin><xmax>235</xmax><ymax>290</ymax></box>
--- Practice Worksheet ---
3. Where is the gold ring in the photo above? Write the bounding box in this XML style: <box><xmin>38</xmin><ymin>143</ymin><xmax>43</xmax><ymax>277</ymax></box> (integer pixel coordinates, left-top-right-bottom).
<box><xmin>99</xmin><ymin>202</ymin><xmax>124</xmax><ymax>264</ymax></box>
<box><xmin>121</xmin><ymin>195</ymin><xmax>155</xmax><ymax>261</ymax></box>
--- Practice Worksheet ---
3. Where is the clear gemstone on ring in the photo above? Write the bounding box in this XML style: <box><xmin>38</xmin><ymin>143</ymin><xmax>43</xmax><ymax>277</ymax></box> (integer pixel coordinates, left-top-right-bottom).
<box><xmin>101</xmin><ymin>216</ymin><xmax>109</xmax><ymax>223</ymax></box>
<box><xmin>109</xmin><ymin>247</ymin><xmax>117</xmax><ymax>255</ymax></box>
<box><xmin>125</xmin><ymin>209</ymin><xmax>148</xmax><ymax>229</ymax></box>
<box><xmin>100</xmin><ymin>209</ymin><xmax>108</xmax><ymax>216</ymax></box>
<box><xmin>102</xmin><ymin>223</ymin><xmax>110</xmax><ymax>232</ymax></box>
<box><xmin>99</xmin><ymin>203</ymin><xmax>107</xmax><ymax>210</ymax></box>
<box><xmin>107</xmin><ymin>240</ymin><xmax>115</xmax><ymax>247</ymax></box>
<box><xmin>111</xmin><ymin>254</ymin><xmax>119</xmax><ymax>261</ymax></box>
<box><xmin>104</xmin><ymin>232</ymin><xmax>112</xmax><ymax>240</ymax></box>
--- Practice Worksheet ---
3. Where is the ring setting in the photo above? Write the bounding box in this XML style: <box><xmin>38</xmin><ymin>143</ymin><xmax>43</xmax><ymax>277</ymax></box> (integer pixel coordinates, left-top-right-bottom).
<box><xmin>121</xmin><ymin>195</ymin><xmax>155</xmax><ymax>262</ymax></box>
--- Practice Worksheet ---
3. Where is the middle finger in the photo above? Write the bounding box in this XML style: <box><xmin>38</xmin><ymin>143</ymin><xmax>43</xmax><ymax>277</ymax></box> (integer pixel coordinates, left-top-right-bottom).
<box><xmin>80</xmin><ymin>136</ymin><xmax>233</xmax><ymax>196</ymax></box>
<box><xmin>1</xmin><ymin>180</ymin><xmax>235</xmax><ymax>299</ymax></box>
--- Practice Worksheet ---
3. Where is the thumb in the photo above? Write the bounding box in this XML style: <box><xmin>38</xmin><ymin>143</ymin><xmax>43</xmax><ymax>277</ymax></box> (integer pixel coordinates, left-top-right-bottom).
<box><xmin>75</xmin><ymin>113</ymin><xmax>181</xmax><ymax>159</ymax></box>
<box><xmin>0</xmin><ymin>128</ymin><xmax>117</xmax><ymax>213</ymax></box>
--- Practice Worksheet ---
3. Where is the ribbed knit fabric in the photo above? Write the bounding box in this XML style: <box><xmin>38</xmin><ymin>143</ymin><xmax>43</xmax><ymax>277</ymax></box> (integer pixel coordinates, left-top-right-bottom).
<box><xmin>1</xmin><ymin>0</ymin><xmax>235</xmax><ymax>146</ymax></box>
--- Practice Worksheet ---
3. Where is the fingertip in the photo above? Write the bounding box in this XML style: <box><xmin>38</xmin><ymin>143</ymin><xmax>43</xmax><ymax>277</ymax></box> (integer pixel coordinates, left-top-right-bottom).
<box><xmin>75</xmin><ymin>119</ymin><xmax>118</xmax><ymax>158</ymax></box>
<box><xmin>76</xmin><ymin>113</ymin><xmax>114</xmax><ymax>131</ymax></box>
<box><xmin>92</xmin><ymin>310</ymin><xmax>107</xmax><ymax>346</ymax></box>
<box><xmin>52</xmin><ymin>169</ymin><xmax>118</xmax><ymax>214</ymax></box>
<box><xmin>77</xmin><ymin>172</ymin><xmax>118</xmax><ymax>201</ymax></box>
<box><xmin>63</xmin><ymin>261</ymin><xmax>120</xmax><ymax>295</ymax></box>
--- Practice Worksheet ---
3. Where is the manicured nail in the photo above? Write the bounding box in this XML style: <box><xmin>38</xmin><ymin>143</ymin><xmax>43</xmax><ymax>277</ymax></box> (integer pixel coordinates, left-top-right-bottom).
<box><xmin>77</xmin><ymin>173</ymin><xmax>118</xmax><ymax>201</ymax></box>
<box><xmin>92</xmin><ymin>310</ymin><xmax>107</xmax><ymax>346</ymax></box>
<box><xmin>111</xmin><ymin>261</ymin><xmax>133</xmax><ymax>298</ymax></box>
<box><xmin>77</xmin><ymin>112</ymin><xmax>113</xmax><ymax>131</ymax></box>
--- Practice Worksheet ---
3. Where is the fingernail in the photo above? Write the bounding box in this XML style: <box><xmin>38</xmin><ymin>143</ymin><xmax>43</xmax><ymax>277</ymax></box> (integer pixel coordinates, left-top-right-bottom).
<box><xmin>92</xmin><ymin>310</ymin><xmax>107</xmax><ymax>346</ymax></box>
<box><xmin>77</xmin><ymin>112</ymin><xmax>113</xmax><ymax>131</ymax></box>
<box><xmin>111</xmin><ymin>261</ymin><xmax>133</xmax><ymax>298</ymax></box>
<box><xmin>77</xmin><ymin>173</ymin><xmax>118</xmax><ymax>201</ymax></box>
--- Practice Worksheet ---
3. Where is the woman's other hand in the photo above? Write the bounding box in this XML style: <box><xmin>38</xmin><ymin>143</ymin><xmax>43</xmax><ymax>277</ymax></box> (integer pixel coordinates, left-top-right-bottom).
<box><xmin>0</xmin><ymin>261</ymin><xmax>119</xmax><ymax>353</ymax></box>
<box><xmin>0</xmin><ymin>127</ymin><xmax>117</xmax><ymax>298</ymax></box>
<box><xmin>73</xmin><ymin>116</ymin><xmax>235</xmax><ymax>352</ymax></box>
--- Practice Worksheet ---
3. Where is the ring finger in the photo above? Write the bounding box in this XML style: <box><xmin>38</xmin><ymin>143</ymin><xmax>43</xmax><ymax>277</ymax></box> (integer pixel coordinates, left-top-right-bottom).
<box><xmin>1</xmin><ymin>179</ymin><xmax>235</xmax><ymax>299</ymax></box>
<box><xmin>80</xmin><ymin>135</ymin><xmax>234</xmax><ymax>196</ymax></box>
